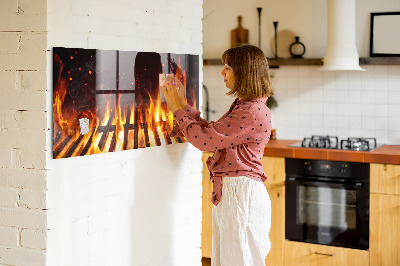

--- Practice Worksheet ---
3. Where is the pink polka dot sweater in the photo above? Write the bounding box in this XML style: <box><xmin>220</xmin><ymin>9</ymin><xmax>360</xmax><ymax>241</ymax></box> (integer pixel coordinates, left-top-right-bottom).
<box><xmin>173</xmin><ymin>97</ymin><xmax>272</xmax><ymax>206</ymax></box>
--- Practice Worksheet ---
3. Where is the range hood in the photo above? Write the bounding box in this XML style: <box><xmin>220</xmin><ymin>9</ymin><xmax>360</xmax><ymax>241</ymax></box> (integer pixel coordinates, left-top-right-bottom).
<box><xmin>320</xmin><ymin>0</ymin><xmax>365</xmax><ymax>71</ymax></box>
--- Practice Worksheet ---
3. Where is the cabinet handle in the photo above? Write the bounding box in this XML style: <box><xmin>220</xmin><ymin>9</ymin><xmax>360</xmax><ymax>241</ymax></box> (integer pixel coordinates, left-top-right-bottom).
<box><xmin>314</xmin><ymin>252</ymin><xmax>335</xmax><ymax>257</ymax></box>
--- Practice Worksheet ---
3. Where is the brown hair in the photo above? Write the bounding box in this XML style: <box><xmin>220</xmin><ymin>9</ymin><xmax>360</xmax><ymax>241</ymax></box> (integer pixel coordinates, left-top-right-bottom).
<box><xmin>221</xmin><ymin>44</ymin><xmax>273</xmax><ymax>99</ymax></box>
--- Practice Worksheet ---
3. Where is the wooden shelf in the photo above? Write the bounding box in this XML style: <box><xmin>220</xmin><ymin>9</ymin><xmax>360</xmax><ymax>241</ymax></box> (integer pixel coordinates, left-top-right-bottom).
<box><xmin>359</xmin><ymin>57</ymin><xmax>400</xmax><ymax>65</ymax></box>
<box><xmin>203</xmin><ymin>58</ymin><xmax>323</xmax><ymax>67</ymax></box>
<box><xmin>268</xmin><ymin>58</ymin><xmax>322</xmax><ymax>67</ymax></box>
<box><xmin>203</xmin><ymin>57</ymin><xmax>400</xmax><ymax>67</ymax></box>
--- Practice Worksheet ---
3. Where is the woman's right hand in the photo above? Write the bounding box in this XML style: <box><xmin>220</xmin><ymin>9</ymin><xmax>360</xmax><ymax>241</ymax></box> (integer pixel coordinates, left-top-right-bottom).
<box><xmin>161</xmin><ymin>76</ymin><xmax>187</xmax><ymax>113</ymax></box>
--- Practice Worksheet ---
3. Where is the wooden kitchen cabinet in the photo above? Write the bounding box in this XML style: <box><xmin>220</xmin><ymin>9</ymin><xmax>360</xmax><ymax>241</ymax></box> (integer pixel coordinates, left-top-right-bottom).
<box><xmin>261</xmin><ymin>156</ymin><xmax>285</xmax><ymax>185</ymax></box>
<box><xmin>370</xmin><ymin>163</ymin><xmax>400</xmax><ymax>195</ymax></box>
<box><xmin>202</xmin><ymin>152</ymin><xmax>213</xmax><ymax>258</ymax></box>
<box><xmin>261</xmin><ymin>156</ymin><xmax>285</xmax><ymax>266</ymax></box>
<box><xmin>284</xmin><ymin>241</ymin><xmax>369</xmax><ymax>266</ymax></box>
<box><xmin>370</xmin><ymin>163</ymin><xmax>400</xmax><ymax>266</ymax></box>
<box><xmin>264</xmin><ymin>184</ymin><xmax>285</xmax><ymax>266</ymax></box>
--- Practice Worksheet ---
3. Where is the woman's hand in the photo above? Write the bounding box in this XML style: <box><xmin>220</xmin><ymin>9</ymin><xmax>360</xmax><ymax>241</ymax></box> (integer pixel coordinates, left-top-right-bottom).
<box><xmin>160</xmin><ymin>76</ymin><xmax>187</xmax><ymax>113</ymax></box>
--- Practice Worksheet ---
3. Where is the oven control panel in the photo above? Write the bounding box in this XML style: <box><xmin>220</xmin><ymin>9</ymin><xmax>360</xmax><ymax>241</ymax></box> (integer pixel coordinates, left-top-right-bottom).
<box><xmin>286</xmin><ymin>158</ymin><xmax>369</xmax><ymax>180</ymax></box>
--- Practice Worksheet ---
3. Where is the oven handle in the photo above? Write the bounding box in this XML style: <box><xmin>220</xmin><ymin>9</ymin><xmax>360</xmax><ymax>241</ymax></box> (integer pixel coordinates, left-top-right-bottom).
<box><xmin>286</xmin><ymin>177</ymin><xmax>364</xmax><ymax>189</ymax></box>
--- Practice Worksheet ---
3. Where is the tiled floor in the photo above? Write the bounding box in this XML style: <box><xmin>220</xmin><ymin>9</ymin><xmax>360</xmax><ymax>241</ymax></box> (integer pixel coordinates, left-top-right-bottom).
<box><xmin>202</xmin><ymin>257</ymin><xmax>211</xmax><ymax>266</ymax></box>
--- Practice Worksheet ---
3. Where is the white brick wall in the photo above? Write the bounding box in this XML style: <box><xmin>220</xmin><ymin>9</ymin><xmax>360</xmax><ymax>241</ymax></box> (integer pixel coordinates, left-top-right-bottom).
<box><xmin>2</xmin><ymin>0</ymin><xmax>203</xmax><ymax>265</ymax></box>
<box><xmin>46</xmin><ymin>1</ymin><xmax>203</xmax><ymax>266</ymax></box>
<box><xmin>0</xmin><ymin>0</ymin><xmax>48</xmax><ymax>265</ymax></box>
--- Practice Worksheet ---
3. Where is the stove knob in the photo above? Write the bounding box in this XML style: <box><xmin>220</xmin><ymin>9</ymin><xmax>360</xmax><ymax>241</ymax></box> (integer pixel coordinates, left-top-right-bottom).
<box><xmin>340</xmin><ymin>164</ymin><xmax>347</xmax><ymax>174</ymax></box>
<box><xmin>305</xmin><ymin>162</ymin><xmax>312</xmax><ymax>171</ymax></box>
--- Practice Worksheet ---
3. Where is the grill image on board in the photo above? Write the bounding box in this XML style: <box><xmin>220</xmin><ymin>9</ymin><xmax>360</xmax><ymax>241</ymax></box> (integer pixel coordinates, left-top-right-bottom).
<box><xmin>53</xmin><ymin>47</ymin><xmax>199</xmax><ymax>159</ymax></box>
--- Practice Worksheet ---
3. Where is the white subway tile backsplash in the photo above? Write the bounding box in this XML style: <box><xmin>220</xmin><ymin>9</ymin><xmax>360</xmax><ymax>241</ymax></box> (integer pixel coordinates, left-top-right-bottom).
<box><xmin>374</xmin><ymin>90</ymin><xmax>388</xmax><ymax>104</ymax></box>
<box><xmin>388</xmin><ymin>65</ymin><xmax>400</xmax><ymax>76</ymax></box>
<box><xmin>348</xmin><ymin>90</ymin><xmax>362</xmax><ymax>104</ymax></box>
<box><xmin>336</xmin><ymin>90</ymin><xmax>349</xmax><ymax>103</ymax></box>
<box><xmin>310</xmin><ymin>66</ymin><xmax>324</xmax><ymax>77</ymax></box>
<box><xmin>335</xmin><ymin>72</ymin><xmax>349</xmax><ymax>90</ymax></box>
<box><xmin>349</xmin><ymin>128</ymin><xmax>363</xmax><ymax>137</ymax></box>
<box><xmin>374</xmin><ymin>65</ymin><xmax>388</xmax><ymax>77</ymax></box>
<box><xmin>287</xmin><ymin>113</ymin><xmax>300</xmax><ymax>127</ymax></box>
<box><xmin>348</xmin><ymin>71</ymin><xmax>362</xmax><ymax>90</ymax></box>
<box><xmin>389</xmin><ymin>104</ymin><xmax>400</xmax><ymax>117</ymax></box>
<box><xmin>388</xmin><ymin>131</ymin><xmax>400</xmax><ymax>143</ymax></box>
<box><xmin>286</xmin><ymin>77</ymin><xmax>299</xmax><ymax>89</ymax></box>
<box><xmin>323</xmin><ymin>115</ymin><xmax>336</xmax><ymax>129</ymax></box>
<box><xmin>388</xmin><ymin>75</ymin><xmax>400</xmax><ymax>91</ymax></box>
<box><xmin>388</xmin><ymin>91</ymin><xmax>400</xmax><ymax>104</ymax></box>
<box><xmin>323</xmin><ymin>88</ymin><xmax>336</xmax><ymax>103</ymax></box>
<box><xmin>362</xmin><ymin>90</ymin><xmax>375</xmax><ymax>104</ymax></box>
<box><xmin>375</xmin><ymin>117</ymin><xmax>389</xmax><ymax>130</ymax></box>
<box><xmin>374</xmin><ymin>77</ymin><xmax>388</xmax><ymax>92</ymax></box>
<box><xmin>205</xmin><ymin>65</ymin><xmax>400</xmax><ymax>144</ymax></box>
<box><xmin>374</xmin><ymin>130</ymin><xmax>389</xmax><ymax>144</ymax></box>
<box><xmin>336</xmin><ymin>115</ymin><xmax>348</xmax><ymax>129</ymax></box>
<box><xmin>298</xmin><ymin>102</ymin><xmax>312</xmax><ymax>115</ymax></box>
<box><xmin>361</xmin><ymin>104</ymin><xmax>375</xmax><ymax>117</ymax></box>
<box><xmin>362</xmin><ymin>116</ymin><xmax>375</xmax><ymax>130</ymax></box>
<box><xmin>375</xmin><ymin>104</ymin><xmax>389</xmax><ymax>117</ymax></box>
<box><xmin>389</xmin><ymin>117</ymin><xmax>400</xmax><ymax>131</ymax></box>
<box><xmin>361</xmin><ymin>75</ymin><xmax>374</xmax><ymax>91</ymax></box>
<box><xmin>322</xmin><ymin>70</ymin><xmax>335</xmax><ymax>78</ymax></box>
<box><xmin>323</xmin><ymin>103</ymin><xmax>336</xmax><ymax>116</ymax></box>
<box><xmin>285</xmin><ymin>66</ymin><xmax>298</xmax><ymax>77</ymax></box>
<box><xmin>362</xmin><ymin>128</ymin><xmax>376</xmax><ymax>138</ymax></box>
<box><xmin>298</xmin><ymin>66</ymin><xmax>311</xmax><ymax>78</ymax></box>
<box><xmin>336</xmin><ymin>103</ymin><xmax>349</xmax><ymax>116</ymax></box>
<box><xmin>310</xmin><ymin>77</ymin><xmax>324</xmax><ymax>90</ymax></box>
<box><xmin>273</xmin><ymin>76</ymin><xmax>287</xmax><ymax>90</ymax></box>
<box><xmin>298</xmin><ymin>89</ymin><xmax>313</xmax><ymax>103</ymax></box>
<box><xmin>298</xmin><ymin>77</ymin><xmax>311</xmax><ymax>89</ymax></box>
<box><xmin>348</xmin><ymin>116</ymin><xmax>362</xmax><ymax>129</ymax></box>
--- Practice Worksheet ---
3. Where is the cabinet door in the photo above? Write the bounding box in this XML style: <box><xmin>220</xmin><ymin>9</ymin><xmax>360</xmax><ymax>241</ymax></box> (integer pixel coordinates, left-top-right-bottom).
<box><xmin>284</xmin><ymin>241</ymin><xmax>369</xmax><ymax>266</ymax></box>
<box><xmin>202</xmin><ymin>152</ymin><xmax>213</xmax><ymax>258</ymax></box>
<box><xmin>261</xmin><ymin>156</ymin><xmax>285</xmax><ymax>185</ymax></box>
<box><xmin>370</xmin><ymin>193</ymin><xmax>400</xmax><ymax>266</ymax></box>
<box><xmin>265</xmin><ymin>185</ymin><xmax>284</xmax><ymax>266</ymax></box>
<box><xmin>370</xmin><ymin>163</ymin><xmax>400</xmax><ymax>195</ymax></box>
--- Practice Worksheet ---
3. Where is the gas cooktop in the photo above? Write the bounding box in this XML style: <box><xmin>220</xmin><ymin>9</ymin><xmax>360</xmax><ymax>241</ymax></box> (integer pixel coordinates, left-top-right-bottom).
<box><xmin>289</xmin><ymin>135</ymin><xmax>382</xmax><ymax>151</ymax></box>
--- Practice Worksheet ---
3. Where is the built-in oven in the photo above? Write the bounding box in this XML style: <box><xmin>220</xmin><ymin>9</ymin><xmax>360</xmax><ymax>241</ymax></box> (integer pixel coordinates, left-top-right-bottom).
<box><xmin>285</xmin><ymin>158</ymin><xmax>370</xmax><ymax>250</ymax></box>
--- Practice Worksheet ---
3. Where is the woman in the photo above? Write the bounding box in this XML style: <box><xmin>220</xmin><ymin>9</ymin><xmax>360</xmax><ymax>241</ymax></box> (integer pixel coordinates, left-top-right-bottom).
<box><xmin>161</xmin><ymin>44</ymin><xmax>273</xmax><ymax>266</ymax></box>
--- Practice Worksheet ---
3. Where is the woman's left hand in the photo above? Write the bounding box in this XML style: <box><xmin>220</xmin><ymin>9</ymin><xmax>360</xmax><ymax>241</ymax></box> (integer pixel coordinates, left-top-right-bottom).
<box><xmin>161</xmin><ymin>76</ymin><xmax>187</xmax><ymax>113</ymax></box>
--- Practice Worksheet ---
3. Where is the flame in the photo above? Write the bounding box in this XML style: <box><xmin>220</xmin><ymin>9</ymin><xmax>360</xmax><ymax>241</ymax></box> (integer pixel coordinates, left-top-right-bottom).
<box><xmin>53</xmin><ymin>54</ymin><xmax>70</xmax><ymax>135</ymax></box>
<box><xmin>53</xmin><ymin>53</ymin><xmax>197</xmax><ymax>159</ymax></box>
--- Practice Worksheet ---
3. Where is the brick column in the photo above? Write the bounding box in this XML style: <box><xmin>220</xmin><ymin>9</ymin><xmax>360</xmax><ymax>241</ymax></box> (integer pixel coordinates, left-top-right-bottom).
<box><xmin>0</xmin><ymin>0</ymin><xmax>48</xmax><ymax>265</ymax></box>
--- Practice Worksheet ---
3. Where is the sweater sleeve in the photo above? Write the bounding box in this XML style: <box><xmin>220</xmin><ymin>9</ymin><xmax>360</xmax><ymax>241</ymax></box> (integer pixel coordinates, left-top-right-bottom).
<box><xmin>173</xmin><ymin>106</ymin><xmax>257</xmax><ymax>152</ymax></box>
<box><xmin>182</xmin><ymin>104</ymin><xmax>210</xmax><ymax>128</ymax></box>
<box><xmin>170</xmin><ymin>104</ymin><xmax>209</xmax><ymax>137</ymax></box>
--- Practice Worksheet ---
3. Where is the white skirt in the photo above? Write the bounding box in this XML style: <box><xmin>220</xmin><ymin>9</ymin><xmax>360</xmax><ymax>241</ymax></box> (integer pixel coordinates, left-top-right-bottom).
<box><xmin>212</xmin><ymin>176</ymin><xmax>271</xmax><ymax>266</ymax></box>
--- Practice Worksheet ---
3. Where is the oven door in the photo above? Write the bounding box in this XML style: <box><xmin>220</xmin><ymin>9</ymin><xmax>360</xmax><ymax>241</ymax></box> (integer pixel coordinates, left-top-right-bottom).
<box><xmin>285</xmin><ymin>177</ymin><xmax>369</xmax><ymax>250</ymax></box>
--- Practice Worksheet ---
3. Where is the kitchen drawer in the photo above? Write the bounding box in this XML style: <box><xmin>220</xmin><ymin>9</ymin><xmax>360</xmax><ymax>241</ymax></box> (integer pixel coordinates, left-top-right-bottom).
<box><xmin>284</xmin><ymin>241</ymin><xmax>369</xmax><ymax>266</ymax></box>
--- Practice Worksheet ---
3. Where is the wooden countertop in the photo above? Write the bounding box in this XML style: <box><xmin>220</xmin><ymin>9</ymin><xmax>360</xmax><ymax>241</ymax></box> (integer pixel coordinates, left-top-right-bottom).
<box><xmin>264</xmin><ymin>139</ymin><xmax>400</xmax><ymax>165</ymax></box>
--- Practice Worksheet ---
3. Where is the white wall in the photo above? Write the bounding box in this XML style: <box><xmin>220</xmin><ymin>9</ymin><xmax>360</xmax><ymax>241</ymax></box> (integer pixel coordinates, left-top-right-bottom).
<box><xmin>203</xmin><ymin>0</ymin><xmax>400</xmax><ymax>145</ymax></box>
<box><xmin>46</xmin><ymin>1</ymin><xmax>203</xmax><ymax>266</ymax></box>
<box><xmin>0</xmin><ymin>0</ymin><xmax>48</xmax><ymax>265</ymax></box>
<box><xmin>203</xmin><ymin>0</ymin><xmax>400</xmax><ymax>58</ymax></box>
